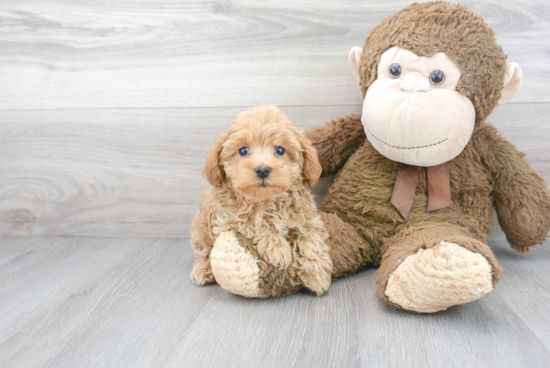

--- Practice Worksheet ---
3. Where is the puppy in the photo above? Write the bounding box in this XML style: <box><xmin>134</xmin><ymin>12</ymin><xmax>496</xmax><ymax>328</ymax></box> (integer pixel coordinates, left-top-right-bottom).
<box><xmin>190</xmin><ymin>106</ymin><xmax>332</xmax><ymax>295</ymax></box>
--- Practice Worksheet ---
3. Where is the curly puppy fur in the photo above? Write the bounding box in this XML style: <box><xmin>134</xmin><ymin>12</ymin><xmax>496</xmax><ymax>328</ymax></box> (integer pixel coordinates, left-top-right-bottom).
<box><xmin>190</xmin><ymin>106</ymin><xmax>332</xmax><ymax>295</ymax></box>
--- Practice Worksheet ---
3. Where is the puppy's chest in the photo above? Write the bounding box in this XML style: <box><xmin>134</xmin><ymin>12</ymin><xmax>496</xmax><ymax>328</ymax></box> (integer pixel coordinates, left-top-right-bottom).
<box><xmin>223</xmin><ymin>206</ymin><xmax>301</xmax><ymax>240</ymax></box>
<box><xmin>245</xmin><ymin>209</ymin><xmax>298</xmax><ymax>237</ymax></box>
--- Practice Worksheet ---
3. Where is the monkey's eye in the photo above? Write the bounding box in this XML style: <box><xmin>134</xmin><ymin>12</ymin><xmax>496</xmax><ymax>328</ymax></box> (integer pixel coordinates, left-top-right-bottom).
<box><xmin>389</xmin><ymin>63</ymin><xmax>402</xmax><ymax>78</ymax></box>
<box><xmin>238</xmin><ymin>147</ymin><xmax>249</xmax><ymax>156</ymax></box>
<box><xmin>429</xmin><ymin>70</ymin><xmax>445</xmax><ymax>85</ymax></box>
<box><xmin>275</xmin><ymin>146</ymin><xmax>285</xmax><ymax>156</ymax></box>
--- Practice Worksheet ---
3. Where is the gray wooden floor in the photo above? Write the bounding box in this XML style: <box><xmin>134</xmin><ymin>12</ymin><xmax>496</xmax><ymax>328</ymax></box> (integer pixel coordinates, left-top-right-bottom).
<box><xmin>1</xmin><ymin>0</ymin><xmax>550</xmax><ymax>367</ymax></box>
<box><xmin>1</xmin><ymin>235</ymin><xmax>549</xmax><ymax>367</ymax></box>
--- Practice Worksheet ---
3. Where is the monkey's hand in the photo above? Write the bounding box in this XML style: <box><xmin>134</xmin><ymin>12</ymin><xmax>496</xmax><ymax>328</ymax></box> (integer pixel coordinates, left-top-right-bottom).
<box><xmin>304</xmin><ymin>114</ymin><xmax>366</xmax><ymax>177</ymax></box>
<box><xmin>495</xmin><ymin>168</ymin><xmax>550</xmax><ymax>253</ymax></box>
<box><xmin>502</xmin><ymin>200</ymin><xmax>550</xmax><ymax>254</ymax></box>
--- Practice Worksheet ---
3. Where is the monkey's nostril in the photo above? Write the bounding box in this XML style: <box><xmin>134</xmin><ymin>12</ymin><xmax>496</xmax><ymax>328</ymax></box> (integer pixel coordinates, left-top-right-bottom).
<box><xmin>255</xmin><ymin>166</ymin><xmax>271</xmax><ymax>179</ymax></box>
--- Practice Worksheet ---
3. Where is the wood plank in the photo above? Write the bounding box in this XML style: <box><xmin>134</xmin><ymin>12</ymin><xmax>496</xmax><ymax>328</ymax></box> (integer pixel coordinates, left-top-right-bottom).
<box><xmin>0</xmin><ymin>237</ymin><xmax>207</xmax><ymax>367</ymax></box>
<box><xmin>489</xmin><ymin>238</ymin><xmax>550</xmax><ymax>351</ymax></box>
<box><xmin>1</xmin><ymin>103</ymin><xmax>549</xmax><ymax>237</ymax></box>
<box><xmin>0</xmin><ymin>236</ymin><xmax>549</xmax><ymax>367</ymax></box>
<box><xmin>0</xmin><ymin>237</ymin><xmax>161</xmax><ymax>344</ymax></box>
<box><xmin>351</xmin><ymin>268</ymin><xmax>550</xmax><ymax>367</ymax></box>
<box><xmin>0</xmin><ymin>0</ymin><xmax>548</xmax><ymax>110</ymax></box>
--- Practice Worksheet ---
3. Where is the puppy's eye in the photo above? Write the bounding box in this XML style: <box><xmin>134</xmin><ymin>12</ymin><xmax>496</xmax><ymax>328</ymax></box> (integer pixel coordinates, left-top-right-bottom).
<box><xmin>275</xmin><ymin>146</ymin><xmax>285</xmax><ymax>156</ymax></box>
<box><xmin>429</xmin><ymin>70</ymin><xmax>445</xmax><ymax>85</ymax></box>
<box><xmin>389</xmin><ymin>63</ymin><xmax>402</xmax><ymax>78</ymax></box>
<box><xmin>238</xmin><ymin>147</ymin><xmax>249</xmax><ymax>156</ymax></box>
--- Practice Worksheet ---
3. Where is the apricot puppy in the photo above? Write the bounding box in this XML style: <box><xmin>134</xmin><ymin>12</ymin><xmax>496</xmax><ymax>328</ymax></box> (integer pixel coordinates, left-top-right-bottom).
<box><xmin>190</xmin><ymin>106</ymin><xmax>332</xmax><ymax>296</ymax></box>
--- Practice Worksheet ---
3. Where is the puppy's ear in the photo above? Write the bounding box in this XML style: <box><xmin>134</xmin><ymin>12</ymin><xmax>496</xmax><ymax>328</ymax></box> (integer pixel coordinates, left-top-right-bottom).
<box><xmin>300</xmin><ymin>137</ymin><xmax>322</xmax><ymax>187</ymax></box>
<box><xmin>203</xmin><ymin>134</ymin><xmax>225</xmax><ymax>187</ymax></box>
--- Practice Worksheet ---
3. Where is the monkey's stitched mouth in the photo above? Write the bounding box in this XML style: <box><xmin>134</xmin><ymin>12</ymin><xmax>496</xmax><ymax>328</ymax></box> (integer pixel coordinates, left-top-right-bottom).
<box><xmin>367</xmin><ymin>129</ymin><xmax>448</xmax><ymax>150</ymax></box>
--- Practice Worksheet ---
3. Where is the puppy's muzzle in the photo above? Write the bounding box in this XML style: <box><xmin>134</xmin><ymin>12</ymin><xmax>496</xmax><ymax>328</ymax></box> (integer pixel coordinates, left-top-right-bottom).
<box><xmin>255</xmin><ymin>165</ymin><xmax>271</xmax><ymax>179</ymax></box>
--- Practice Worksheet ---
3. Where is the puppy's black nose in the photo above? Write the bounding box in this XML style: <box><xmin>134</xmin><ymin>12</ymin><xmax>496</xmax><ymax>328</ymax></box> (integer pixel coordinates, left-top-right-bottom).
<box><xmin>255</xmin><ymin>165</ymin><xmax>271</xmax><ymax>179</ymax></box>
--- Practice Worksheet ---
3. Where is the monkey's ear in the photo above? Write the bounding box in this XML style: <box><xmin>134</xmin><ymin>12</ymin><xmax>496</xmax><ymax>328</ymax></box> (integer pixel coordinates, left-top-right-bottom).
<box><xmin>348</xmin><ymin>47</ymin><xmax>363</xmax><ymax>80</ymax></box>
<box><xmin>498</xmin><ymin>62</ymin><xmax>522</xmax><ymax>105</ymax></box>
<box><xmin>300</xmin><ymin>137</ymin><xmax>322</xmax><ymax>187</ymax></box>
<box><xmin>202</xmin><ymin>134</ymin><xmax>225</xmax><ymax>187</ymax></box>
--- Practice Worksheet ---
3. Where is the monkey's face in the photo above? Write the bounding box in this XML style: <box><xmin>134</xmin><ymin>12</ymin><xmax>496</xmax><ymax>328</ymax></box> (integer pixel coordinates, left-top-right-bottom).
<box><xmin>361</xmin><ymin>46</ymin><xmax>475</xmax><ymax>167</ymax></box>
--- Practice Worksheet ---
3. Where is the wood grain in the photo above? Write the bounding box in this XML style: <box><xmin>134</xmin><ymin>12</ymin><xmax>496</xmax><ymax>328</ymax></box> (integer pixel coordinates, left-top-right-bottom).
<box><xmin>0</xmin><ymin>236</ymin><xmax>549</xmax><ymax>367</ymax></box>
<box><xmin>0</xmin><ymin>105</ymin><xmax>351</xmax><ymax>236</ymax></box>
<box><xmin>1</xmin><ymin>104</ymin><xmax>548</xmax><ymax>237</ymax></box>
<box><xmin>0</xmin><ymin>0</ymin><xmax>548</xmax><ymax>110</ymax></box>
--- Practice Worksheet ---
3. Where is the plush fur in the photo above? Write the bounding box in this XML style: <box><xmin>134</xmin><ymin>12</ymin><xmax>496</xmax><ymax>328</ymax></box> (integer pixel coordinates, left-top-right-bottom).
<box><xmin>199</xmin><ymin>2</ymin><xmax>550</xmax><ymax>312</ymax></box>
<box><xmin>358</xmin><ymin>1</ymin><xmax>507</xmax><ymax>125</ymax></box>
<box><xmin>309</xmin><ymin>2</ymin><xmax>550</xmax><ymax>311</ymax></box>
<box><xmin>190</xmin><ymin>106</ymin><xmax>332</xmax><ymax>296</ymax></box>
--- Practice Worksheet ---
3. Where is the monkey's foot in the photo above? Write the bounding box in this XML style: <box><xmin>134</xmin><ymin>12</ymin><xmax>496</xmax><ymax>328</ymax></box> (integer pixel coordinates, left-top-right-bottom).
<box><xmin>210</xmin><ymin>231</ymin><xmax>264</xmax><ymax>297</ymax></box>
<box><xmin>210</xmin><ymin>231</ymin><xmax>304</xmax><ymax>298</ymax></box>
<box><xmin>384</xmin><ymin>241</ymin><xmax>494</xmax><ymax>313</ymax></box>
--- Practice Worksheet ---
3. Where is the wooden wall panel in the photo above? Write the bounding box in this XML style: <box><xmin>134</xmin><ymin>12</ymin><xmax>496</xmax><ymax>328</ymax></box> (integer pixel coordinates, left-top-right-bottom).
<box><xmin>0</xmin><ymin>0</ymin><xmax>549</xmax><ymax>236</ymax></box>
<box><xmin>0</xmin><ymin>0</ymin><xmax>548</xmax><ymax>109</ymax></box>
<box><xmin>0</xmin><ymin>104</ymin><xmax>547</xmax><ymax>237</ymax></box>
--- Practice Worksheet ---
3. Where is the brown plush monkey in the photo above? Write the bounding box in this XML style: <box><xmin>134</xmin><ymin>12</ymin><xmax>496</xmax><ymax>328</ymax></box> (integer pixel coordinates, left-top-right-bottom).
<box><xmin>307</xmin><ymin>1</ymin><xmax>550</xmax><ymax>312</ymax></box>
<box><xmin>203</xmin><ymin>1</ymin><xmax>550</xmax><ymax>312</ymax></box>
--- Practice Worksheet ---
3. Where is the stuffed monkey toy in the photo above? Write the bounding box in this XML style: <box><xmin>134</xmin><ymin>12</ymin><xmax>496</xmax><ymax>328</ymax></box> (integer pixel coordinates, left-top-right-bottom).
<box><xmin>200</xmin><ymin>1</ymin><xmax>550</xmax><ymax>312</ymax></box>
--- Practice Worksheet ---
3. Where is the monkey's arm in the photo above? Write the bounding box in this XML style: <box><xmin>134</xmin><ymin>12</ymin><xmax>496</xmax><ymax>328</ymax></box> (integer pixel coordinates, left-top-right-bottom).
<box><xmin>304</xmin><ymin>114</ymin><xmax>366</xmax><ymax>177</ymax></box>
<box><xmin>476</xmin><ymin>124</ymin><xmax>550</xmax><ymax>253</ymax></box>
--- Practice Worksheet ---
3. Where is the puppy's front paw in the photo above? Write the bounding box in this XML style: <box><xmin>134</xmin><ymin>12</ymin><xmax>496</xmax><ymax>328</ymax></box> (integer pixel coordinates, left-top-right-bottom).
<box><xmin>257</xmin><ymin>235</ymin><xmax>292</xmax><ymax>269</ymax></box>
<box><xmin>297</xmin><ymin>257</ymin><xmax>332</xmax><ymax>295</ymax></box>
<box><xmin>190</xmin><ymin>258</ymin><xmax>215</xmax><ymax>285</ymax></box>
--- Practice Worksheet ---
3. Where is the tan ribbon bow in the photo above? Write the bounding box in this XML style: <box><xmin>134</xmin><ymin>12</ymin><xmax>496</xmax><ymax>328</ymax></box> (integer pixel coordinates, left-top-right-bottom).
<box><xmin>390</xmin><ymin>162</ymin><xmax>451</xmax><ymax>220</ymax></box>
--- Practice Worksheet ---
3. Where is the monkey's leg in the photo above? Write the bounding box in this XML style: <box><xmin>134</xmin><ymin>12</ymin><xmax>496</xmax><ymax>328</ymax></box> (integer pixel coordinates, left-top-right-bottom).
<box><xmin>209</xmin><ymin>230</ymin><xmax>304</xmax><ymax>298</ymax></box>
<box><xmin>319</xmin><ymin>212</ymin><xmax>378</xmax><ymax>278</ymax></box>
<box><xmin>376</xmin><ymin>222</ymin><xmax>502</xmax><ymax>313</ymax></box>
<box><xmin>209</xmin><ymin>212</ymin><xmax>376</xmax><ymax>298</ymax></box>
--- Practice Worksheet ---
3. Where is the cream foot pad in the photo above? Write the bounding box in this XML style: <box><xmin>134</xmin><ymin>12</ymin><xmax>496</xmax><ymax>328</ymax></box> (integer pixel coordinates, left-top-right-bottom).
<box><xmin>385</xmin><ymin>241</ymin><xmax>493</xmax><ymax>313</ymax></box>
<box><xmin>210</xmin><ymin>231</ymin><xmax>263</xmax><ymax>298</ymax></box>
